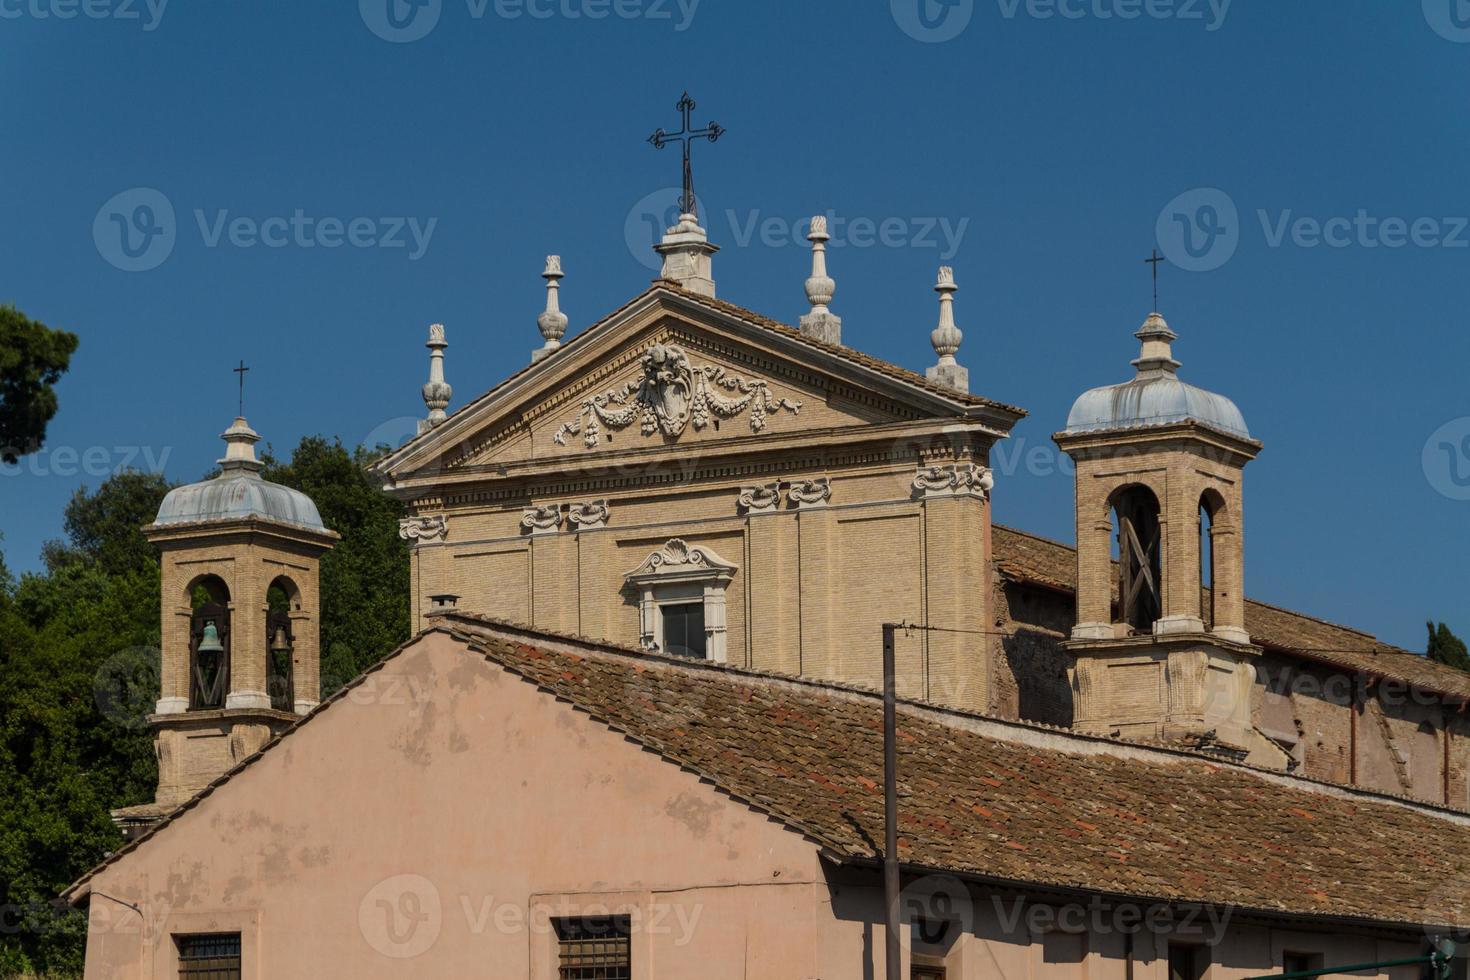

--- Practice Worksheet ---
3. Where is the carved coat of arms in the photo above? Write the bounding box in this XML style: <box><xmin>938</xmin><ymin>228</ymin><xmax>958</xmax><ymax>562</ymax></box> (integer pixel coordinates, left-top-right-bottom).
<box><xmin>554</xmin><ymin>343</ymin><xmax>801</xmax><ymax>448</ymax></box>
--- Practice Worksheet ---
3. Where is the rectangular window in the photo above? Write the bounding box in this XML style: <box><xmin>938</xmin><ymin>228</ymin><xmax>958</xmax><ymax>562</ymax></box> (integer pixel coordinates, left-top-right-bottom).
<box><xmin>177</xmin><ymin>933</ymin><xmax>241</xmax><ymax>980</ymax></box>
<box><xmin>1283</xmin><ymin>952</ymin><xmax>1322</xmax><ymax>977</ymax></box>
<box><xmin>660</xmin><ymin>602</ymin><xmax>706</xmax><ymax>659</ymax></box>
<box><xmin>1169</xmin><ymin>943</ymin><xmax>1207</xmax><ymax>980</ymax></box>
<box><xmin>913</xmin><ymin>967</ymin><xmax>947</xmax><ymax>980</ymax></box>
<box><xmin>555</xmin><ymin>916</ymin><xmax>630</xmax><ymax>979</ymax></box>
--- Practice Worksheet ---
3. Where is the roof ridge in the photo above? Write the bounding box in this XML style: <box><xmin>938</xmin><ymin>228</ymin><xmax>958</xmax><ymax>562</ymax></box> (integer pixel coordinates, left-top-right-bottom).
<box><xmin>435</xmin><ymin>612</ymin><xmax>1470</xmax><ymax>822</ymax></box>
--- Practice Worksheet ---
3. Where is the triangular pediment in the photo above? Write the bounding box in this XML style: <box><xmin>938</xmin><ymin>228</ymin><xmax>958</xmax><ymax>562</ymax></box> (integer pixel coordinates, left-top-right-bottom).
<box><xmin>377</xmin><ymin>286</ymin><xmax>1022</xmax><ymax>485</ymax></box>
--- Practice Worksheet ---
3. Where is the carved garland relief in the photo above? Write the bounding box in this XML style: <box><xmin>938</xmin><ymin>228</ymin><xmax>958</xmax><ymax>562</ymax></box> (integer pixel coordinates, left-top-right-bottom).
<box><xmin>553</xmin><ymin>343</ymin><xmax>802</xmax><ymax>448</ymax></box>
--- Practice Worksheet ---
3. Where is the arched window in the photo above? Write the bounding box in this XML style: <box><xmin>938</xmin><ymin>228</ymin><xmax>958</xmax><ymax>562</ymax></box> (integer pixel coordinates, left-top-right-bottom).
<box><xmin>266</xmin><ymin>577</ymin><xmax>298</xmax><ymax>712</ymax></box>
<box><xmin>1199</xmin><ymin>490</ymin><xmax>1226</xmax><ymax>631</ymax></box>
<box><xmin>1111</xmin><ymin>486</ymin><xmax>1161</xmax><ymax>633</ymax></box>
<box><xmin>187</xmin><ymin>575</ymin><xmax>231</xmax><ymax>710</ymax></box>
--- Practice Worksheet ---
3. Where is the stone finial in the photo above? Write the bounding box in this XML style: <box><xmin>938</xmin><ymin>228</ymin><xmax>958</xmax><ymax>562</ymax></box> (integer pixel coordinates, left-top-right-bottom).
<box><xmin>419</xmin><ymin>324</ymin><xmax>452</xmax><ymax>435</ymax></box>
<box><xmin>534</xmin><ymin>255</ymin><xmax>569</xmax><ymax>363</ymax></box>
<box><xmin>925</xmin><ymin>266</ymin><xmax>968</xmax><ymax>394</ymax></box>
<box><xmin>798</xmin><ymin>215</ymin><xmax>842</xmax><ymax>345</ymax></box>
<box><xmin>653</xmin><ymin>212</ymin><xmax>718</xmax><ymax>298</ymax></box>
<box><xmin>1131</xmin><ymin>311</ymin><xmax>1181</xmax><ymax>376</ymax></box>
<box><xmin>217</xmin><ymin>416</ymin><xmax>263</xmax><ymax>473</ymax></box>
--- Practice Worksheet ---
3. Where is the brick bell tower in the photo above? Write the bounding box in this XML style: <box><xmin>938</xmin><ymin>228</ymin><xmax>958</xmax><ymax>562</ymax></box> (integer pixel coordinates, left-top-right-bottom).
<box><xmin>114</xmin><ymin>416</ymin><xmax>337</xmax><ymax>835</ymax></box>
<box><xmin>1054</xmin><ymin>310</ymin><xmax>1262</xmax><ymax>758</ymax></box>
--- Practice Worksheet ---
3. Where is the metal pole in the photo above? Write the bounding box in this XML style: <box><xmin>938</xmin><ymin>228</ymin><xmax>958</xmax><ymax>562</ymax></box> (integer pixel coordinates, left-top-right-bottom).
<box><xmin>882</xmin><ymin>622</ymin><xmax>901</xmax><ymax>980</ymax></box>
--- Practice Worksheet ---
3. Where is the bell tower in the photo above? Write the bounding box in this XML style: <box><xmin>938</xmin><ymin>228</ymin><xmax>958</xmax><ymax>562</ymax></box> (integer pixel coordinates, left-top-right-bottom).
<box><xmin>1054</xmin><ymin>311</ymin><xmax>1262</xmax><ymax>758</ymax></box>
<box><xmin>115</xmin><ymin>416</ymin><xmax>337</xmax><ymax>834</ymax></box>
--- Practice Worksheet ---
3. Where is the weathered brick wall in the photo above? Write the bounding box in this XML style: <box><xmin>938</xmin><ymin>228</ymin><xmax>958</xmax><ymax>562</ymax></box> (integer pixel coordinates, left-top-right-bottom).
<box><xmin>991</xmin><ymin>579</ymin><xmax>1073</xmax><ymax>726</ymax></box>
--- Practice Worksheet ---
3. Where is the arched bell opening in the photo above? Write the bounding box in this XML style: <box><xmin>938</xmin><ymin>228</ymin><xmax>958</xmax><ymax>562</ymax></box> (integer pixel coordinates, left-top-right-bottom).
<box><xmin>1109</xmin><ymin>484</ymin><xmax>1162</xmax><ymax>634</ymax></box>
<box><xmin>187</xmin><ymin>575</ymin><xmax>231</xmax><ymax>710</ymax></box>
<box><xmin>1199</xmin><ymin>488</ymin><xmax>1228</xmax><ymax>633</ymax></box>
<box><xmin>266</xmin><ymin>577</ymin><xmax>299</xmax><ymax>712</ymax></box>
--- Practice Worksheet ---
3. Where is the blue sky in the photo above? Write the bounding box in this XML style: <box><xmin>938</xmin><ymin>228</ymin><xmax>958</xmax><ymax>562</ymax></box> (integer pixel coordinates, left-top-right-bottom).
<box><xmin>2</xmin><ymin>0</ymin><xmax>1466</xmax><ymax>651</ymax></box>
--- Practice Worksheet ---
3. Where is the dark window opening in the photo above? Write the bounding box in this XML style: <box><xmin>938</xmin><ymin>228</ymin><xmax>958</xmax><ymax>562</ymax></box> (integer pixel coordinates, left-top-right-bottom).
<box><xmin>555</xmin><ymin>915</ymin><xmax>630</xmax><ymax>979</ymax></box>
<box><xmin>177</xmin><ymin>933</ymin><xmax>241</xmax><ymax>979</ymax></box>
<box><xmin>1282</xmin><ymin>952</ymin><xmax>1322</xmax><ymax>977</ymax></box>
<box><xmin>1169</xmin><ymin>942</ymin><xmax>1207</xmax><ymax>980</ymax></box>
<box><xmin>661</xmin><ymin>602</ymin><xmax>706</xmax><ymax>659</ymax></box>
<box><xmin>189</xmin><ymin>604</ymin><xmax>230</xmax><ymax>711</ymax></box>
<box><xmin>1113</xmin><ymin>486</ymin><xmax>1162</xmax><ymax>632</ymax></box>
<box><xmin>913</xmin><ymin>966</ymin><xmax>947</xmax><ymax>980</ymax></box>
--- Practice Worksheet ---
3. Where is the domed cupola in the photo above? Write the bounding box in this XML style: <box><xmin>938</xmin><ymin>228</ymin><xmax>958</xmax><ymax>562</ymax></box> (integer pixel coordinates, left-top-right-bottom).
<box><xmin>1063</xmin><ymin>313</ymin><xmax>1250</xmax><ymax>440</ymax></box>
<box><xmin>125</xmin><ymin>413</ymin><xmax>337</xmax><ymax>833</ymax></box>
<box><xmin>154</xmin><ymin>417</ymin><xmax>327</xmax><ymax>531</ymax></box>
<box><xmin>1053</xmin><ymin>308</ymin><xmax>1263</xmax><ymax>760</ymax></box>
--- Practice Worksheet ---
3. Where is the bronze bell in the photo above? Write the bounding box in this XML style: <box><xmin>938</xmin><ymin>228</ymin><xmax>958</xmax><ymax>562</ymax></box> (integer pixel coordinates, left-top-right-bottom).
<box><xmin>197</xmin><ymin>622</ymin><xmax>224</xmax><ymax>654</ymax></box>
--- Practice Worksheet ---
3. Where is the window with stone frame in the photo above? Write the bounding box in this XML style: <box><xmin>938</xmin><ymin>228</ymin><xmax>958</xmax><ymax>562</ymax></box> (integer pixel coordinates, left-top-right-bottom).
<box><xmin>625</xmin><ymin>539</ymin><xmax>736</xmax><ymax>663</ymax></box>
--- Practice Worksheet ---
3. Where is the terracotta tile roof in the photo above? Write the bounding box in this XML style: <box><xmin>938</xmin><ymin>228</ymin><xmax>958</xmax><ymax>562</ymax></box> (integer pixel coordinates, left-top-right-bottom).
<box><xmin>439</xmin><ymin>615</ymin><xmax>1470</xmax><ymax>930</ymax></box>
<box><xmin>992</xmin><ymin>524</ymin><xmax>1470</xmax><ymax>702</ymax></box>
<box><xmin>66</xmin><ymin>615</ymin><xmax>1470</xmax><ymax>929</ymax></box>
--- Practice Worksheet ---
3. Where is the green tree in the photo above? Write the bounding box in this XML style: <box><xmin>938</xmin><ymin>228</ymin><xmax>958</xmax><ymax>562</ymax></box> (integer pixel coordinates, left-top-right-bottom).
<box><xmin>0</xmin><ymin>475</ymin><xmax>165</xmax><ymax>977</ymax></box>
<box><xmin>0</xmin><ymin>305</ymin><xmax>79</xmax><ymax>464</ymax></box>
<box><xmin>261</xmin><ymin>438</ymin><xmax>411</xmax><ymax>693</ymax></box>
<box><xmin>0</xmin><ymin>437</ymin><xmax>410</xmax><ymax>974</ymax></box>
<box><xmin>1427</xmin><ymin>621</ymin><xmax>1470</xmax><ymax>673</ymax></box>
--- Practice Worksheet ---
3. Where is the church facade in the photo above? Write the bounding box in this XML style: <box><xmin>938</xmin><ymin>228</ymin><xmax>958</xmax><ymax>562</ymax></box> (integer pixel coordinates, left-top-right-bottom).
<box><xmin>64</xmin><ymin>193</ymin><xmax>1470</xmax><ymax>977</ymax></box>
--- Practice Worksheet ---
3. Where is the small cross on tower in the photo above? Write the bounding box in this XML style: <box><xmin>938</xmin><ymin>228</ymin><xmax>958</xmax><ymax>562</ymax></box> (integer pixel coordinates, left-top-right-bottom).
<box><xmin>647</xmin><ymin>92</ymin><xmax>724</xmax><ymax>217</ymax></box>
<box><xmin>233</xmin><ymin>360</ymin><xmax>250</xmax><ymax>417</ymax></box>
<box><xmin>1144</xmin><ymin>248</ymin><xmax>1166</xmax><ymax>312</ymax></box>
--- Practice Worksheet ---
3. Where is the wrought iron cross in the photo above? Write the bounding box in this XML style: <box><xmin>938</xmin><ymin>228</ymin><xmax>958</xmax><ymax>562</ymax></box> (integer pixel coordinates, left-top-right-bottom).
<box><xmin>233</xmin><ymin>359</ymin><xmax>250</xmax><ymax>417</ymax></box>
<box><xmin>1144</xmin><ymin>248</ymin><xmax>1166</xmax><ymax>311</ymax></box>
<box><xmin>647</xmin><ymin>91</ymin><xmax>724</xmax><ymax>217</ymax></box>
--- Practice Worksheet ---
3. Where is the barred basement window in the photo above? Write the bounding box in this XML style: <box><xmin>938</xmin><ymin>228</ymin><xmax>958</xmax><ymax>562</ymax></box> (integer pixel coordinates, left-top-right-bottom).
<box><xmin>555</xmin><ymin>916</ymin><xmax>630</xmax><ymax>979</ymax></box>
<box><xmin>176</xmin><ymin>933</ymin><xmax>241</xmax><ymax>979</ymax></box>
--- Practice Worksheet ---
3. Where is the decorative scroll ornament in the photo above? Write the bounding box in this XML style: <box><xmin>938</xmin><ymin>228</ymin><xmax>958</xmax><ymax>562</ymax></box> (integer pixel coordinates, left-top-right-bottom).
<box><xmin>626</xmin><ymin>538</ymin><xmax>738</xmax><ymax>579</ymax></box>
<box><xmin>789</xmin><ymin>477</ymin><xmax>831</xmax><ymax>508</ymax></box>
<box><xmin>737</xmin><ymin>482</ymin><xmax>782</xmax><ymax>513</ymax></box>
<box><xmin>568</xmin><ymin>500</ymin><xmax>610</xmax><ymax>529</ymax></box>
<box><xmin>398</xmin><ymin>515</ymin><xmax>448</xmax><ymax>541</ymax></box>
<box><xmin>912</xmin><ymin>463</ymin><xmax>994</xmax><ymax>499</ymax></box>
<box><xmin>520</xmin><ymin>504</ymin><xmax>561</xmax><ymax>534</ymax></box>
<box><xmin>553</xmin><ymin>343</ymin><xmax>802</xmax><ymax>448</ymax></box>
